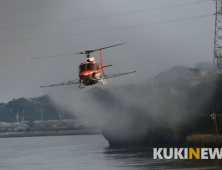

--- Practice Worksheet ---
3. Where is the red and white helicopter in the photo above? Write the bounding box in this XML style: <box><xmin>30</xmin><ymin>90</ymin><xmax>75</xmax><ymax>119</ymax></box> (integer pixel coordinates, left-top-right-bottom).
<box><xmin>36</xmin><ymin>43</ymin><xmax>136</xmax><ymax>89</ymax></box>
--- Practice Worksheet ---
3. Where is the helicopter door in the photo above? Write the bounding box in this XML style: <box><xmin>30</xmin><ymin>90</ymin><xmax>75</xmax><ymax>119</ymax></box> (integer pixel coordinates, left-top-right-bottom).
<box><xmin>79</xmin><ymin>64</ymin><xmax>86</xmax><ymax>73</ymax></box>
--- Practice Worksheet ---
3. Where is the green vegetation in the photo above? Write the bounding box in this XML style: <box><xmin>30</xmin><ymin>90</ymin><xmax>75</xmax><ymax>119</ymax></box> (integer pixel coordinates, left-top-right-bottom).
<box><xmin>187</xmin><ymin>134</ymin><xmax>222</xmax><ymax>147</ymax></box>
<box><xmin>0</xmin><ymin>95</ymin><xmax>75</xmax><ymax>122</ymax></box>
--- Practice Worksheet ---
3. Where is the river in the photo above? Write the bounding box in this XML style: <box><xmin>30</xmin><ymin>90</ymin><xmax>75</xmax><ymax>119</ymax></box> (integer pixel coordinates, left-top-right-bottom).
<box><xmin>0</xmin><ymin>135</ymin><xmax>221</xmax><ymax>170</ymax></box>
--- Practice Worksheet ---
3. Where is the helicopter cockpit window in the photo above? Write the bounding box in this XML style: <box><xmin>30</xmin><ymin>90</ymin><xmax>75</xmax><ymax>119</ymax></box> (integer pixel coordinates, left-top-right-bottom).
<box><xmin>79</xmin><ymin>64</ymin><xmax>86</xmax><ymax>72</ymax></box>
<box><xmin>96</xmin><ymin>63</ymin><xmax>99</xmax><ymax>70</ymax></box>
<box><xmin>87</xmin><ymin>63</ymin><xmax>95</xmax><ymax>71</ymax></box>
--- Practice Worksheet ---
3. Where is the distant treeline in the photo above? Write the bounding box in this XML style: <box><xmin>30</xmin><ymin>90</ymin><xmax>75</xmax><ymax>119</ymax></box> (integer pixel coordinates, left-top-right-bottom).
<box><xmin>0</xmin><ymin>95</ymin><xmax>75</xmax><ymax>123</ymax></box>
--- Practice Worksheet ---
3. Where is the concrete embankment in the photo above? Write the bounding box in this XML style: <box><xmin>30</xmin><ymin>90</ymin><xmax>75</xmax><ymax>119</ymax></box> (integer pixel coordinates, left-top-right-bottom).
<box><xmin>103</xmin><ymin>132</ymin><xmax>222</xmax><ymax>147</ymax></box>
<box><xmin>0</xmin><ymin>128</ymin><xmax>101</xmax><ymax>138</ymax></box>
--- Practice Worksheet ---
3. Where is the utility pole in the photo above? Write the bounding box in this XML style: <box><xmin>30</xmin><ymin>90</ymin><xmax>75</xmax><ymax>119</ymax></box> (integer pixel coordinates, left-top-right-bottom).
<box><xmin>214</xmin><ymin>0</ymin><xmax>222</xmax><ymax>72</ymax></box>
<box><xmin>0</xmin><ymin>110</ymin><xmax>2</xmax><ymax>122</ymax></box>
<box><xmin>151</xmin><ymin>77</ymin><xmax>156</xmax><ymax>92</ymax></box>
<box><xmin>62</xmin><ymin>106</ymin><xmax>65</xmax><ymax>120</ymax></box>
<box><xmin>211</xmin><ymin>111</ymin><xmax>219</xmax><ymax>144</ymax></box>
<box><xmin>10</xmin><ymin>110</ymin><xmax>13</xmax><ymax>123</ymax></box>
<box><xmin>17</xmin><ymin>106</ymin><xmax>19</xmax><ymax>123</ymax></box>
<box><xmin>58</xmin><ymin>110</ymin><xmax>62</xmax><ymax>120</ymax></box>
<box><xmin>40</xmin><ymin>107</ymin><xmax>44</xmax><ymax>121</ymax></box>
<box><xmin>22</xmin><ymin>109</ymin><xmax>25</xmax><ymax>122</ymax></box>
<box><xmin>17</xmin><ymin>101</ymin><xmax>20</xmax><ymax>123</ymax></box>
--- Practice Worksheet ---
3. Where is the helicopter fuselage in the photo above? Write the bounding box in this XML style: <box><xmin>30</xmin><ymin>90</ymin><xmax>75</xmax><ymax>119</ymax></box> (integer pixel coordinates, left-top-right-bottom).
<box><xmin>78</xmin><ymin>57</ymin><xmax>102</xmax><ymax>86</ymax></box>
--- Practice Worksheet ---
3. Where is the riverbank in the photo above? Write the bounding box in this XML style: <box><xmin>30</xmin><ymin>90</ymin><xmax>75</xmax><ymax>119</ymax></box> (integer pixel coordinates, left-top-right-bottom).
<box><xmin>103</xmin><ymin>131</ymin><xmax>222</xmax><ymax>147</ymax></box>
<box><xmin>1</xmin><ymin>130</ymin><xmax>221</xmax><ymax>148</ymax></box>
<box><xmin>0</xmin><ymin>129</ymin><xmax>101</xmax><ymax>138</ymax></box>
<box><xmin>186</xmin><ymin>134</ymin><xmax>222</xmax><ymax>147</ymax></box>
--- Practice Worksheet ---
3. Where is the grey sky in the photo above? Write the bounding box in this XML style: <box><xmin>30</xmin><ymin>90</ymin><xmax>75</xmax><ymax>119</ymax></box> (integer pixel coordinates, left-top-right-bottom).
<box><xmin>0</xmin><ymin>0</ymin><xmax>215</xmax><ymax>102</ymax></box>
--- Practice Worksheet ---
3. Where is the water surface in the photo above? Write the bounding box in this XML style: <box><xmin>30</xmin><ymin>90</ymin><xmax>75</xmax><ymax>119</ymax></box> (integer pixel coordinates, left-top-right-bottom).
<box><xmin>0</xmin><ymin>135</ymin><xmax>221</xmax><ymax>170</ymax></box>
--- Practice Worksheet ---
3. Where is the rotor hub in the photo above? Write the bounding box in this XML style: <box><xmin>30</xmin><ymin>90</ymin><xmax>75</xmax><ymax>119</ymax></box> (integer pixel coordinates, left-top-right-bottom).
<box><xmin>86</xmin><ymin>57</ymin><xmax>95</xmax><ymax>62</ymax></box>
<box><xmin>86</xmin><ymin>54</ymin><xmax>92</xmax><ymax>58</ymax></box>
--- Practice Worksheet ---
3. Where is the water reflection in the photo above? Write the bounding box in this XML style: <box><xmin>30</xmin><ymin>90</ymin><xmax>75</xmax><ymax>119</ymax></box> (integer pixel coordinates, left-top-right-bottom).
<box><xmin>103</xmin><ymin>147</ymin><xmax>222</xmax><ymax>170</ymax></box>
<box><xmin>0</xmin><ymin>135</ymin><xmax>221</xmax><ymax>170</ymax></box>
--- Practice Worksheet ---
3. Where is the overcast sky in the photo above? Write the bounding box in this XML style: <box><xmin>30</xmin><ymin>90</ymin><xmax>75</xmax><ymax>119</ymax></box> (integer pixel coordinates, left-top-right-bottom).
<box><xmin>0</xmin><ymin>0</ymin><xmax>215</xmax><ymax>102</ymax></box>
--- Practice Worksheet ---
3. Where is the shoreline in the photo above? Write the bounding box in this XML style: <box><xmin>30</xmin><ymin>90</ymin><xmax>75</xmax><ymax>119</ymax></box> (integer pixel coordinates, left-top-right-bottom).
<box><xmin>103</xmin><ymin>134</ymin><xmax>222</xmax><ymax>148</ymax></box>
<box><xmin>0</xmin><ymin>129</ymin><xmax>101</xmax><ymax>138</ymax></box>
<box><xmin>1</xmin><ymin>131</ymin><xmax>222</xmax><ymax>148</ymax></box>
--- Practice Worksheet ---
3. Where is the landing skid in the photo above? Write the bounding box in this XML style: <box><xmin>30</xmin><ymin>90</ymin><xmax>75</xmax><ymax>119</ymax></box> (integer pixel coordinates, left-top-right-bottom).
<box><xmin>78</xmin><ymin>81</ymin><xmax>85</xmax><ymax>89</ymax></box>
<box><xmin>100</xmin><ymin>77</ymin><xmax>107</xmax><ymax>85</ymax></box>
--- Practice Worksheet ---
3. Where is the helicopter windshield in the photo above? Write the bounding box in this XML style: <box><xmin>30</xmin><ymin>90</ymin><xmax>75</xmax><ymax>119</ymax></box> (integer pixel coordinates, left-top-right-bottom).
<box><xmin>95</xmin><ymin>63</ymin><xmax>99</xmax><ymax>70</ymax></box>
<box><xmin>87</xmin><ymin>63</ymin><xmax>95</xmax><ymax>71</ymax></box>
<box><xmin>79</xmin><ymin>64</ymin><xmax>86</xmax><ymax>72</ymax></box>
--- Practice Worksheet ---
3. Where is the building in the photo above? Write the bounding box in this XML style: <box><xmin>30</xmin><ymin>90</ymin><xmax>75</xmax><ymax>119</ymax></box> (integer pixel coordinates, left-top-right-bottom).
<box><xmin>187</xmin><ymin>68</ymin><xmax>204</xmax><ymax>86</ymax></box>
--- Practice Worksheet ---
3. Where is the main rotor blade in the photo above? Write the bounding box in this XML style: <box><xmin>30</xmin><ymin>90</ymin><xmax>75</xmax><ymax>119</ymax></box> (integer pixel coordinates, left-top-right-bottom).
<box><xmin>31</xmin><ymin>43</ymin><xmax>126</xmax><ymax>59</ymax></box>
<box><xmin>76</xmin><ymin>43</ymin><xmax>126</xmax><ymax>54</ymax></box>
<box><xmin>30</xmin><ymin>53</ymin><xmax>77</xmax><ymax>59</ymax></box>
<box><xmin>91</xmin><ymin>43</ymin><xmax>126</xmax><ymax>52</ymax></box>
<box><xmin>76</xmin><ymin>52</ymin><xmax>87</xmax><ymax>55</ymax></box>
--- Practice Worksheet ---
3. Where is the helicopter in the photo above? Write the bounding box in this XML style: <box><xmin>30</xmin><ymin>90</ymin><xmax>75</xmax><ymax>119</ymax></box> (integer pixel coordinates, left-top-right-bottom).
<box><xmin>33</xmin><ymin>43</ymin><xmax>136</xmax><ymax>89</ymax></box>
